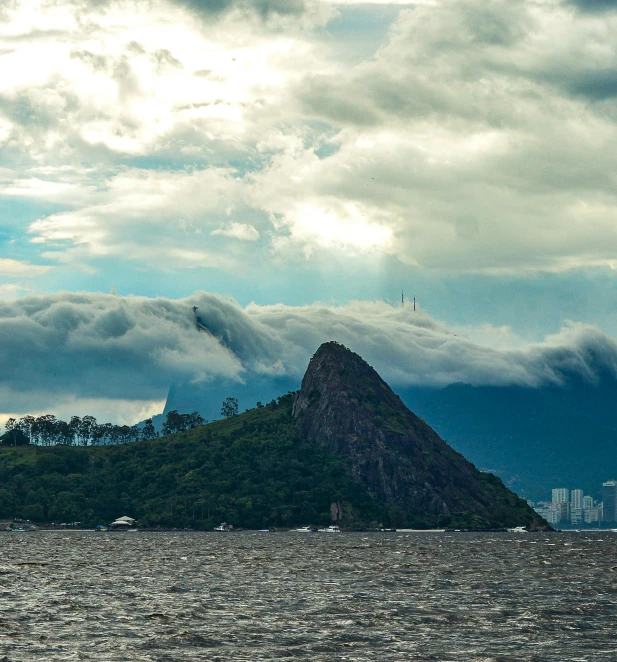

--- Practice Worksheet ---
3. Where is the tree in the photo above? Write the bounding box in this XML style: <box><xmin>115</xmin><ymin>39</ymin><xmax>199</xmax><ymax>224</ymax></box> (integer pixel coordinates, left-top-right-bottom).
<box><xmin>18</xmin><ymin>415</ymin><xmax>36</xmax><ymax>444</ymax></box>
<box><xmin>35</xmin><ymin>414</ymin><xmax>58</xmax><ymax>446</ymax></box>
<box><xmin>163</xmin><ymin>410</ymin><xmax>184</xmax><ymax>435</ymax></box>
<box><xmin>69</xmin><ymin>416</ymin><xmax>82</xmax><ymax>445</ymax></box>
<box><xmin>4</xmin><ymin>418</ymin><xmax>17</xmax><ymax>446</ymax></box>
<box><xmin>1</xmin><ymin>419</ymin><xmax>28</xmax><ymax>446</ymax></box>
<box><xmin>141</xmin><ymin>418</ymin><xmax>158</xmax><ymax>440</ymax></box>
<box><xmin>221</xmin><ymin>397</ymin><xmax>239</xmax><ymax>418</ymax></box>
<box><xmin>186</xmin><ymin>412</ymin><xmax>206</xmax><ymax>429</ymax></box>
<box><xmin>79</xmin><ymin>415</ymin><xmax>98</xmax><ymax>446</ymax></box>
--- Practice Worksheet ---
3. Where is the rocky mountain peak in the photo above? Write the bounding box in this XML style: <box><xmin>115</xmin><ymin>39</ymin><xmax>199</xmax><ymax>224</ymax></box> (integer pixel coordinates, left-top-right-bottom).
<box><xmin>293</xmin><ymin>342</ymin><xmax>545</xmax><ymax>528</ymax></box>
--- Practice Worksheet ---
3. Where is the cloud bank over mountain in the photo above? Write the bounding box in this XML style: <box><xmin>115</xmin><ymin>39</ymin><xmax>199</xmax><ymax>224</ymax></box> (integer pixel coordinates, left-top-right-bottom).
<box><xmin>3</xmin><ymin>291</ymin><xmax>617</xmax><ymax>420</ymax></box>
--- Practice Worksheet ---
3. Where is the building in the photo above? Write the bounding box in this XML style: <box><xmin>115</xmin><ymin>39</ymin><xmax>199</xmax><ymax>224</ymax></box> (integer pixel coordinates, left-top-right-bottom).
<box><xmin>583</xmin><ymin>495</ymin><xmax>593</xmax><ymax>511</ymax></box>
<box><xmin>602</xmin><ymin>481</ymin><xmax>617</xmax><ymax>524</ymax></box>
<box><xmin>552</xmin><ymin>488</ymin><xmax>569</xmax><ymax>504</ymax></box>
<box><xmin>570</xmin><ymin>508</ymin><xmax>583</xmax><ymax>525</ymax></box>
<box><xmin>584</xmin><ymin>508</ymin><xmax>600</xmax><ymax>524</ymax></box>
<box><xmin>571</xmin><ymin>489</ymin><xmax>583</xmax><ymax>510</ymax></box>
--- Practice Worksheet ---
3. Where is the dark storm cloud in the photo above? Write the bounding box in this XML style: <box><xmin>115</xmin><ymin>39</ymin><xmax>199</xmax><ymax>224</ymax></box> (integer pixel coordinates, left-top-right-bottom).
<box><xmin>76</xmin><ymin>0</ymin><xmax>306</xmax><ymax>19</ymax></box>
<box><xmin>171</xmin><ymin>0</ymin><xmax>306</xmax><ymax>19</ymax></box>
<box><xmin>567</xmin><ymin>69</ymin><xmax>617</xmax><ymax>100</ymax></box>
<box><xmin>3</xmin><ymin>292</ymin><xmax>617</xmax><ymax>410</ymax></box>
<box><xmin>567</xmin><ymin>0</ymin><xmax>617</xmax><ymax>13</ymax></box>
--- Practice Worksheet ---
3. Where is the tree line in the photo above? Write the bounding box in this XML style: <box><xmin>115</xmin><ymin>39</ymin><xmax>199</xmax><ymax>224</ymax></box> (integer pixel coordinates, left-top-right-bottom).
<box><xmin>2</xmin><ymin>410</ymin><xmax>206</xmax><ymax>447</ymax></box>
<box><xmin>1</xmin><ymin>396</ymin><xmax>244</xmax><ymax>448</ymax></box>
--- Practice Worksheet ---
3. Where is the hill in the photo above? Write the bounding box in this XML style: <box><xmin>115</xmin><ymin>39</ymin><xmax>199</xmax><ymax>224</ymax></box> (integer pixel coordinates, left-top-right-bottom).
<box><xmin>0</xmin><ymin>343</ymin><xmax>544</xmax><ymax>530</ymax></box>
<box><xmin>163</xmin><ymin>364</ymin><xmax>617</xmax><ymax>501</ymax></box>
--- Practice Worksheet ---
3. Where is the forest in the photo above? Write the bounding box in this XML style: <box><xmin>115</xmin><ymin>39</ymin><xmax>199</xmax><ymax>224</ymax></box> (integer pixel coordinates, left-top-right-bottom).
<box><xmin>0</xmin><ymin>394</ymin><xmax>390</xmax><ymax>530</ymax></box>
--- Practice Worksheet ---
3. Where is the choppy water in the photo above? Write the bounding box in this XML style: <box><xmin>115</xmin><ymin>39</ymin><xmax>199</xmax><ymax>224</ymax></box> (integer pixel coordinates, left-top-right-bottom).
<box><xmin>1</xmin><ymin>531</ymin><xmax>616</xmax><ymax>661</ymax></box>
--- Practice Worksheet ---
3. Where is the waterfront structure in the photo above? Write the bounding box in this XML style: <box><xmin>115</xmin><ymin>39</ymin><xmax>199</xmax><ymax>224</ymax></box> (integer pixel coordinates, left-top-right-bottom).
<box><xmin>602</xmin><ymin>481</ymin><xmax>617</xmax><ymax>524</ymax></box>
<box><xmin>535</xmin><ymin>484</ymin><xmax>609</xmax><ymax>526</ymax></box>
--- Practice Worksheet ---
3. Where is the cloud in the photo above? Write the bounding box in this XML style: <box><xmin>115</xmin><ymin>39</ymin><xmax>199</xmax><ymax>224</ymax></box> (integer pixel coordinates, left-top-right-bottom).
<box><xmin>567</xmin><ymin>0</ymin><xmax>617</xmax><ymax>13</ymax></box>
<box><xmin>2</xmin><ymin>291</ymin><xmax>617</xmax><ymax>419</ymax></box>
<box><xmin>170</xmin><ymin>0</ymin><xmax>308</xmax><ymax>19</ymax></box>
<box><xmin>0</xmin><ymin>258</ymin><xmax>51</xmax><ymax>277</ymax></box>
<box><xmin>211</xmin><ymin>222</ymin><xmax>260</xmax><ymax>241</ymax></box>
<box><xmin>280</xmin><ymin>0</ymin><xmax>617</xmax><ymax>272</ymax></box>
<box><xmin>4</xmin><ymin>0</ymin><xmax>617</xmax><ymax>312</ymax></box>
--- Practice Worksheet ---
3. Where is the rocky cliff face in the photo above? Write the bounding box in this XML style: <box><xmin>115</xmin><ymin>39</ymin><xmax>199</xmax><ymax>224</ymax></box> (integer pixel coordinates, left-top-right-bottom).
<box><xmin>293</xmin><ymin>342</ymin><xmax>545</xmax><ymax>527</ymax></box>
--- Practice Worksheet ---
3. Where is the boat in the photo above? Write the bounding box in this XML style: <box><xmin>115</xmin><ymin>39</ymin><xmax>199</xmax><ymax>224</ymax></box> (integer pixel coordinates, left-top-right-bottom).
<box><xmin>214</xmin><ymin>522</ymin><xmax>231</xmax><ymax>532</ymax></box>
<box><xmin>318</xmin><ymin>525</ymin><xmax>341</xmax><ymax>533</ymax></box>
<box><xmin>294</xmin><ymin>526</ymin><xmax>315</xmax><ymax>532</ymax></box>
<box><xmin>506</xmin><ymin>526</ymin><xmax>527</xmax><ymax>533</ymax></box>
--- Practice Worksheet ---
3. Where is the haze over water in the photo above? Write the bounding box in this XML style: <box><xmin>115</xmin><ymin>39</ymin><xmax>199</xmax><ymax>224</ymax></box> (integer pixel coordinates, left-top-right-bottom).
<box><xmin>1</xmin><ymin>531</ymin><xmax>615</xmax><ymax>661</ymax></box>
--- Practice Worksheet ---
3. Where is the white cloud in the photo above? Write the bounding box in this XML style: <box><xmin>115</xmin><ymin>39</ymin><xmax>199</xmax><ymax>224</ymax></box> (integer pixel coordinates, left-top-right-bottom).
<box><xmin>0</xmin><ymin>258</ymin><xmax>51</xmax><ymax>277</ymax></box>
<box><xmin>211</xmin><ymin>222</ymin><xmax>259</xmax><ymax>241</ymax></box>
<box><xmin>3</xmin><ymin>0</ymin><xmax>617</xmax><ymax>292</ymax></box>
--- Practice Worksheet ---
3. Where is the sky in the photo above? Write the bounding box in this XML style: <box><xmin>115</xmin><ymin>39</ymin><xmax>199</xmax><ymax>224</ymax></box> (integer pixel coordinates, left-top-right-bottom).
<box><xmin>3</xmin><ymin>0</ymin><xmax>617</xmax><ymax>424</ymax></box>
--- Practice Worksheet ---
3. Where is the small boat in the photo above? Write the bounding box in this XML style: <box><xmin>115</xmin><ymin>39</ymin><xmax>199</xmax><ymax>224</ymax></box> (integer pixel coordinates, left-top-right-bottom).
<box><xmin>318</xmin><ymin>525</ymin><xmax>341</xmax><ymax>533</ymax></box>
<box><xmin>11</xmin><ymin>527</ymin><xmax>27</xmax><ymax>532</ymax></box>
<box><xmin>214</xmin><ymin>523</ymin><xmax>231</xmax><ymax>532</ymax></box>
<box><xmin>294</xmin><ymin>526</ymin><xmax>315</xmax><ymax>533</ymax></box>
<box><xmin>507</xmin><ymin>526</ymin><xmax>527</xmax><ymax>533</ymax></box>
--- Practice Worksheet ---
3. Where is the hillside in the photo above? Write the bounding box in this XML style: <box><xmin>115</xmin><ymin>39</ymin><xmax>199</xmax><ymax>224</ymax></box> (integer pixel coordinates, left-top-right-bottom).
<box><xmin>0</xmin><ymin>343</ymin><xmax>545</xmax><ymax>530</ymax></box>
<box><xmin>162</xmin><ymin>360</ymin><xmax>617</xmax><ymax>501</ymax></box>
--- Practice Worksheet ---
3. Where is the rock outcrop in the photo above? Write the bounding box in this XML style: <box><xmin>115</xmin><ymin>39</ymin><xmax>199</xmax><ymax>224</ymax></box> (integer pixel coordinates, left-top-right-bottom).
<box><xmin>293</xmin><ymin>341</ymin><xmax>546</xmax><ymax>527</ymax></box>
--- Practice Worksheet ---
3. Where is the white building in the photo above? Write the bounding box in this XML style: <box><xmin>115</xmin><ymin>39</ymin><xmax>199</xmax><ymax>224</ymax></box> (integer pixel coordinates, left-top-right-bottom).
<box><xmin>583</xmin><ymin>495</ymin><xmax>593</xmax><ymax>511</ymax></box>
<box><xmin>571</xmin><ymin>489</ymin><xmax>583</xmax><ymax>510</ymax></box>
<box><xmin>552</xmin><ymin>488</ymin><xmax>570</xmax><ymax>503</ymax></box>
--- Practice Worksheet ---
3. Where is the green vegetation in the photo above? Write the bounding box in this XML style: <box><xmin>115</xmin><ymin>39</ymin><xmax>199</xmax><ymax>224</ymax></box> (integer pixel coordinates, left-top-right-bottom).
<box><xmin>0</xmin><ymin>395</ymin><xmax>387</xmax><ymax>529</ymax></box>
<box><xmin>2</xmin><ymin>410</ymin><xmax>207</xmax><ymax>447</ymax></box>
<box><xmin>0</xmin><ymin>391</ymin><xmax>542</xmax><ymax>530</ymax></box>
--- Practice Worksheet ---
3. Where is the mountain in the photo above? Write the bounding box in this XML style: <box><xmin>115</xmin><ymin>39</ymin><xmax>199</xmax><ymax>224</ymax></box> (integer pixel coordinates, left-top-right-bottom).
<box><xmin>162</xmin><ymin>359</ymin><xmax>617</xmax><ymax>501</ymax></box>
<box><xmin>399</xmin><ymin>377</ymin><xmax>617</xmax><ymax>501</ymax></box>
<box><xmin>292</xmin><ymin>342</ymin><xmax>544</xmax><ymax>529</ymax></box>
<box><xmin>0</xmin><ymin>342</ymin><xmax>543</xmax><ymax>530</ymax></box>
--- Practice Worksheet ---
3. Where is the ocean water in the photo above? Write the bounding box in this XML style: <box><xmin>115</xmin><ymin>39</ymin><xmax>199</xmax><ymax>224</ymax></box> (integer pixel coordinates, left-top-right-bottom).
<box><xmin>1</xmin><ymin>531</ymin><xmax>616</xmax><ymax>661</ymax></box>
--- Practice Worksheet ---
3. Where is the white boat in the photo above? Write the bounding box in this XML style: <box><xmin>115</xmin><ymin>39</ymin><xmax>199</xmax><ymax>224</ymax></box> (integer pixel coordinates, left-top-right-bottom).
<box><xmin>214</xmin><ymin>523</ymin><xmax>231</xmax><ymax>532</ymax></box>
<box><xmin>294</xmin><ymin>526</ymin><xmax>314</xmax><ymax>532</ymax></box>
<box><xmin>507</xmin><ymin>526</ymin><xmax>527</xmax><ymax>533</ymax></box>
<box><xmin>318</xmin><ymin>525</ymin><xmax>341</xmax><ymax>533</ymax></box>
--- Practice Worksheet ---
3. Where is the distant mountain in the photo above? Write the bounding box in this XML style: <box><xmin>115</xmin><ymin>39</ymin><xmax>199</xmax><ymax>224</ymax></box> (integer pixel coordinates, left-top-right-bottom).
<box><xmin>399</xmin><ymin>377</ymin><xmax>617</xmax><ymax>501</ymax></box>
<box><xmin>0</xmin><ymin>342</ymin><xmax>542</xmax><ymax>530</ymax></box>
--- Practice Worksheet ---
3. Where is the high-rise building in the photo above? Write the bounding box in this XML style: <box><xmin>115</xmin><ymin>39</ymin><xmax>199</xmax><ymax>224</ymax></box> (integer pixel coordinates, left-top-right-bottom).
<box><xmin>571</xmin><ymin>508</ymin><xmax>583</xmax><ymax>525</ymax></box>
<box><xmin>584</xmin><ymin>508</ymin><xmax>600</xmax><ymax>524</ymax></box>
<box><xmin>571</xmin><ymin>489</ymin><xmax>583</xmax><ymax>510</ymax></box>
<box><xmin>552</xmin><ymin>488</ymin><xmax>569</xmax><ymax>503</ymax></box>
<box><xmin>583</xmin><ymin>495</ymin><xmax>593</xmax><ymax>511</ymax></box>
<box><xmin>602</xmin><ymin>481</ymin><xmax>617</xmax><ymax>523</ymax></box>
